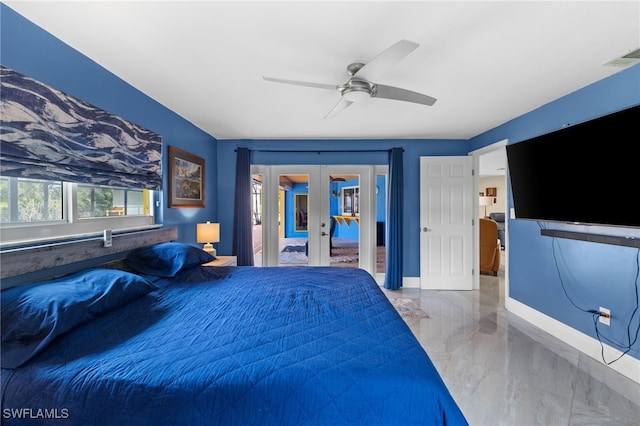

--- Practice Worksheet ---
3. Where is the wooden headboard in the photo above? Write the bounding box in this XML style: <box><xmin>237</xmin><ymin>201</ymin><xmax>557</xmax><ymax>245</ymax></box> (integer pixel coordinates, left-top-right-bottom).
<box><xmin>0</xmin><ymin>227</ymin><xmax>177</xmax><ymax>289</ymax></box>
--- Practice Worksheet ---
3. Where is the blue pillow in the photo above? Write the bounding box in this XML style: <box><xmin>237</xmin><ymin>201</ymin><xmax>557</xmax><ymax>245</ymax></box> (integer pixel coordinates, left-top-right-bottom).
<box><xmin>125</xmin><ymin>242</ymin><xmax>215</xmax><ymax>277</ymax></box>
<box><xmin>1</xmin><ymin>268</ymin><xmax>157</xmax><ymax>369</ymax></box>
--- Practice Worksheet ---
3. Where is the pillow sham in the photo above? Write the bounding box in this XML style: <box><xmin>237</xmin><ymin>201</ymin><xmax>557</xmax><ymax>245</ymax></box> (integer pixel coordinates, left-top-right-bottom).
<box><xmin>125</xmin><ymin>242</ymin><xmax>215</xmax><ymax>277</ymax></box>
<box><xmin>1</xmin><ymin>268</ymin><xmax>157</xmax><ymax>369</ymax></box>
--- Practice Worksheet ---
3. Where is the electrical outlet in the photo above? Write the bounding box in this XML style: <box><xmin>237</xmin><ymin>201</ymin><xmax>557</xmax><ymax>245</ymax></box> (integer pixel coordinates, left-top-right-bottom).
<box><xmin>103</xmin><ymin>229</ymin><xmax>112</xmax><ymax>248</ymax></box>
<box><xmin>599</xmin><ymin>307</ymin><xmax>610</xmax><ymax>326</ymax></box>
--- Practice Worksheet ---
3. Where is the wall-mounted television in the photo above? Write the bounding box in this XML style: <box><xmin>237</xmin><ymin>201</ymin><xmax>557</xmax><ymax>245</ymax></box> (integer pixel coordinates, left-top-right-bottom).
<box><xmin>506</xmin><ymin>104</ymin><xmax>640</xmax><ymax>228</ymax></box>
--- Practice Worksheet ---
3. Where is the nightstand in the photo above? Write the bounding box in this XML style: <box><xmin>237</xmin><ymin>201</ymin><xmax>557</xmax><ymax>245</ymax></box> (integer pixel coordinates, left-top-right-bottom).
<box><xmin>203</xmin><ymin>256</ymin><xmax>237</xmax><ymax>267</ymax></box>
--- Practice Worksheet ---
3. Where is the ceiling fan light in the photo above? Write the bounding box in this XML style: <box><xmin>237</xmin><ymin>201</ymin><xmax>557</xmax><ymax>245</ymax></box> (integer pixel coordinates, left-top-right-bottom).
<box><xmin>342</xmin><ymin>87</ymin><xmax>370</xmax><ymax>103</ymax></box>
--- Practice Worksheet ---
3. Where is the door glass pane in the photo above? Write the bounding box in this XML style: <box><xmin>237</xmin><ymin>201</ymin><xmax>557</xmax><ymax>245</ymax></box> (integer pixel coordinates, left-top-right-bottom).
<box><xmin>251</xmin><ymin>174</ymin><xmax>263</xmax><ymax>266</ymax></box>
<box><xmin>278</xmin><ymin>174</ymin><xmax>309</xmax><ymax>266</ymax></box>
<box><xmin>330</xmin><ymin>174</ymin><xmax>359</xmax><ymax>268</ymax></box>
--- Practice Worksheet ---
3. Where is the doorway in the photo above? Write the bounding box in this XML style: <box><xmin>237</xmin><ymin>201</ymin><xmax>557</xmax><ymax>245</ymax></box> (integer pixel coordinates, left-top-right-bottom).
<box><xmin>472</xmin><ymin>139</ymin><xmax>508</xmax><ymax>291</ymax></box>
<box><xmin>251</xmin><ymin>165</ymin><xmax>385</xmax><ymax>278</ymax></box>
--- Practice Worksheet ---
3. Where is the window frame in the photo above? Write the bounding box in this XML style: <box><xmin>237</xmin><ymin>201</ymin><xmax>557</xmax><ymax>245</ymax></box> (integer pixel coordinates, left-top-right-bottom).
<box><xmin>0</xmin><ymin>179</ymin><xmax>157</xmax><ymax>249</ymax></box>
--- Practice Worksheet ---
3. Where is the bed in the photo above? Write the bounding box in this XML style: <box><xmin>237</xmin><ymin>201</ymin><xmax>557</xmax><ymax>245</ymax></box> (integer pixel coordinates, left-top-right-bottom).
<box><xmin>1</xmin><ymin>232</ymin><xmax>467</xmax><ymax>425</ymax></box>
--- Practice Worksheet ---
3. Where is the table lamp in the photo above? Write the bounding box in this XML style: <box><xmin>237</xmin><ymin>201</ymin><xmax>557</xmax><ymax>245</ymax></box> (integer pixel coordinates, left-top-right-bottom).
<box><xmin>479</xmin><ymin>196</ymin><xmax>493</xmax><ymax>218</ymax></box>
<box><xmin>197</xmin><ymin>221</ymin><xmax>220</xmax><ymax>256</ymax></box>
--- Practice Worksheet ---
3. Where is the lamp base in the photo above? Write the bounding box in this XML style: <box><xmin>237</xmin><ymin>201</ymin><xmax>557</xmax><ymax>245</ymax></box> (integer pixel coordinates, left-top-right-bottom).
<box><xmin>202</xmin><ymin>243</ymin><xmax>216</xmax><ymax>257</ymax></box>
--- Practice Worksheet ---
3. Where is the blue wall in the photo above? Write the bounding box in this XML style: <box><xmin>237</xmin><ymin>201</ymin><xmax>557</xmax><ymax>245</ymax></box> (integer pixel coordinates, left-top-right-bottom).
<box><xmin>215</xmin><ymin>139</ymin><xmax>470</xmax><ymax>273</ymax></box>
<box><xmin>470</xmin><ymin>64</ymin><xmax>640</xmax><ymax>361</ymax></box>
<box><xmin>1</xmin><ymin>4</ymin><xmax>219</xmax><ymax>244</ymax></box>
<box><xmin>4</xmin><ymin>3</ymin><xmax>638</xmax><ymax>361</ymax></box>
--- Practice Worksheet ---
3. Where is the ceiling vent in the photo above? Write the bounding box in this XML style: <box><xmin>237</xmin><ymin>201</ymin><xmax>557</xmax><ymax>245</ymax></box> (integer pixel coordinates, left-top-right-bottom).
<box><xmin>603</xmin><ymin>47</ymin><xmax>640</xmax><ymax>67</ymax></box>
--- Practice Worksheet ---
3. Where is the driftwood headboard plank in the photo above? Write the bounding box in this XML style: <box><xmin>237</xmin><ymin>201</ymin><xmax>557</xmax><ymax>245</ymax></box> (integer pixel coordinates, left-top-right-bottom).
<box><xmin>0</xmin><ymin>227</ymin><xmax>177</xmax><ymax>281</ymax></box>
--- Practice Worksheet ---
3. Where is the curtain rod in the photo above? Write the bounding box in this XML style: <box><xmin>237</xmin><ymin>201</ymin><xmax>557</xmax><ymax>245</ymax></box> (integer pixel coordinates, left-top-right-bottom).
<box><xmin>234</xmin><ymin>148</ymin><xmax>403</xmax><ymax>153</ymax></box>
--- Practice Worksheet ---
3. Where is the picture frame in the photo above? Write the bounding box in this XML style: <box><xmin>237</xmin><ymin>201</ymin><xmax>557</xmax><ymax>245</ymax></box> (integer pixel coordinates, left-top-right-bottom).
<box><xmin>486</xmin><ymin>187</ymin><xmax>497</xmax><ymax>197</ymax></box>
<box><xmin>341</xmin><ymin>186</ymin><xmax>359</xmax><ymax>216</ymax></box>
<box><xmin>168</xmin><ymin>146</ymin><xmax>205</xmax><ymax>208</ymax></box>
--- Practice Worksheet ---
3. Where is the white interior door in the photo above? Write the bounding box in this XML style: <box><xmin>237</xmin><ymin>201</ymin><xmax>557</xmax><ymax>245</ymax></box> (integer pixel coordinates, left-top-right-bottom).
<box><xmin>419</xmin><ymin>156</ymin><xmax>473</xmax><ymax>290</ymax></box>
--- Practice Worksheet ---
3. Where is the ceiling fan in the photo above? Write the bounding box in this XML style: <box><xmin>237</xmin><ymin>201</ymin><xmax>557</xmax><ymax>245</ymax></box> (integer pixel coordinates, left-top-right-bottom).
<box><xmin>263</xmin><ymin>39</ymin><xmax>437</xmax><ymax>119</ymax></box>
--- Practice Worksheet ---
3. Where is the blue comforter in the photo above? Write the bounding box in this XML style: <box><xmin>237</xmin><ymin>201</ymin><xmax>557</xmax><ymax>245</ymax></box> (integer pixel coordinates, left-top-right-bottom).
<box><xmin>1</xmin><ymin>266</ymin><xmax>467</xmax><ymax>425</ymax></box>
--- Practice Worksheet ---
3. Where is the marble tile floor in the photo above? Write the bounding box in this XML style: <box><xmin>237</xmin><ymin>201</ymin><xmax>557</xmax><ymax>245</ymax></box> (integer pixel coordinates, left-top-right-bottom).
<box><xmin>382</xmin><ymin>273</ymin><xmax>640</xmax><ymax>426</ymax></box>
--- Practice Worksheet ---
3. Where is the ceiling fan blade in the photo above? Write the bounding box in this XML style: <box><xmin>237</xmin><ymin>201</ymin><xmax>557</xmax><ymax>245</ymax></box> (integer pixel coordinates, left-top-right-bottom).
<box><xmin>324</xmin><ymin>98</ymin><xmax>353</xmax><ymax>119</ymax></box>
<box><xmin>373</xmin><ymin>84</ymin><xmax>437</xmax><ymax>106</ymax></box>
<box><xmin>263</xmin><ymin>76</ymin><xmax>337</xmax><ymax>91</ymax></box>
<box><xmin>353</xmin><ymin>40</ymin><xmax>419</xmax><ymax>81</ymax></box>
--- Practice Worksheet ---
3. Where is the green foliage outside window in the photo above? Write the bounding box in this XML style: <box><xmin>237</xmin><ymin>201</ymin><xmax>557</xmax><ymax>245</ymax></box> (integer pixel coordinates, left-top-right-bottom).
<box><xmin>77</xmin><ymin>185</ymin><xmax>115</xmax><ymax>218</ymax></box>
<box><xmin>0</xmin><ymin>177</ymin><xmax>62</xmax><ymax>222</ymax></box>
<box><xmin>0</xmin><ymin>178</ymin><xmax>145</xmax><ymax>224</ymax></box>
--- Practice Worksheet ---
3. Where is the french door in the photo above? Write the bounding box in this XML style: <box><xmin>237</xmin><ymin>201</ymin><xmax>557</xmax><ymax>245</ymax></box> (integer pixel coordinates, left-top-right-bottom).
<box><xmin>254</xmin><ymin>165</ymin><xmax>378</xmax><ymax>275</ymax></box>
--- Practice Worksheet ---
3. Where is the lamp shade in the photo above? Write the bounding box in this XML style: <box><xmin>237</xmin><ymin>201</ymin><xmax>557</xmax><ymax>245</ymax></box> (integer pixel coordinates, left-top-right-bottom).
<box><xmin>197</xmin><ymin>222</ymin><xmax>220</xmax><ymax>255</ymax></box>
<box><xmin>479</xmin><ymin>196</ymin><xmax>493</xmax><ymax>218</ymax></box>
<box><xmin>479</xmin><ymin>196</ymin><xmax>493</xmax><ymax>207</ymax></box>
<box><xmin>197</xmin><ymin>222</ymin><xmax>220</xmax><ymax>243</ymax></box>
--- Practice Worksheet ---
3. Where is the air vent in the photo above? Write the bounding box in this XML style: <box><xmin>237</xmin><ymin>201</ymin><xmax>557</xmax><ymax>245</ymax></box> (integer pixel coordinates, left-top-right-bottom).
<box><xmin>603</xmin><ymin>47</ymin><xmax>640</xmax><ymax>67</ymax></box>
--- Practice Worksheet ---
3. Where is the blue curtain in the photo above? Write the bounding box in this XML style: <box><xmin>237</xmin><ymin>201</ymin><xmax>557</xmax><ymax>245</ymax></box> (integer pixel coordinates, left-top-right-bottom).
<box><xmin>384</xmin><ymin>148</ymin><xmax>403</xmax><ymax>290</ymax></box>
<box><xmin>232</xmin><ymin>148</ymin><xmax>254</xmax><ymax>266</ymax></box>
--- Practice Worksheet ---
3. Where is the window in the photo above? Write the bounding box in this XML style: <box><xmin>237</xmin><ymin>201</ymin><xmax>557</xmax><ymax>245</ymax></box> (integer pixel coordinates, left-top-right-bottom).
<box><xmin>0</xmin><ymin>177</ymin><xmax>63</xmax><ymax>223</ymax></box>
<box><xmin>0</xmin><ymin>177</ymin><xmax>155</xmax><ymax>248</ymax></box>
<box><xmin>77</xmin><ymin>184</ymin><xmax>146</xmax><ymax>218</ymax></box>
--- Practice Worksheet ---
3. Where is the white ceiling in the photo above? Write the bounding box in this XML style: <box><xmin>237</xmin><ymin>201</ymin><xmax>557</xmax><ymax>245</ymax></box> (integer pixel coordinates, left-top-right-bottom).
<box><xmin>5</xmin><ymin>1</ymin><xmax>639</xmax><ymax>147</ymax></box>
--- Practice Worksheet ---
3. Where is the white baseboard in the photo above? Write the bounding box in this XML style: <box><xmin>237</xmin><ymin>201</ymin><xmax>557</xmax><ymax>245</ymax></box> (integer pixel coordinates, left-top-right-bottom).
<box><xmin>374</xmin><ymin>276</ymin><xmax>420</xmax><ymax>288</ymax></box>
<box><xmin>507</xmin><ymin>297</ymin><xmax>640</xmax><ymax>385</ymax></box>
<box><xmin>403</xmin><ymin>276</ymin><xmax>420</xmax><ymax>288</ymax></box>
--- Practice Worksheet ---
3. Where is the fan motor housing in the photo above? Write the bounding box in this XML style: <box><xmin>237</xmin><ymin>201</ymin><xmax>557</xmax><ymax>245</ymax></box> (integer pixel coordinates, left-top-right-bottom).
<box><xmin>341</xmin><ymin>79</ymin><xmax>373</xmax><ymax>102</ymax></box>
<box><xmin>347</xmin><ymin>62</ymin><xmax>365</xmax><ymax>75</ymax></box>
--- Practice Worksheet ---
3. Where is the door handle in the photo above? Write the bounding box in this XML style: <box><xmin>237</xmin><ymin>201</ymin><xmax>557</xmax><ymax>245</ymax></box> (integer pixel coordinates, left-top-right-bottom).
<box><xmin>422</xmin><ymin>227</ymin><xmax>429</xmax><ymax>232</ymax></box>
<box><xmin>321</xmin><ymin>232</ymin><xmax>328</xmax><ymax>236</ymax></box>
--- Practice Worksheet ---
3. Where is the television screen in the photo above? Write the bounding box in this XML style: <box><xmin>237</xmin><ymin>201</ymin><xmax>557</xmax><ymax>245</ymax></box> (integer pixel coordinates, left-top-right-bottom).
<box><xmin>506</xmin><ymin>104</ymin><xmax>640</xmax><ymax>228</ymax></box>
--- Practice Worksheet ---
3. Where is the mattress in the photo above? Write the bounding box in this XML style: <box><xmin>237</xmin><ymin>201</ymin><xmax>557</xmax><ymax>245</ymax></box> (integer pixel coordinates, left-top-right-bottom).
<box><xmin>1</xmin><ymin>266</ymin><xmax>467</xmax><ymax>425</ymax></box>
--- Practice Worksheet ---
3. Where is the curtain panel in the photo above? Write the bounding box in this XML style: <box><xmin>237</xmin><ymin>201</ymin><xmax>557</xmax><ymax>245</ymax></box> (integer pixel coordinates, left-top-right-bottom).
<box><xmin>384</xmin><ymin>147</ymin><xmax>404</xmax><ymax>290</ymax></box>
<box><xmin>232</xmin><ymin>147</ymin><xmax>254</xmax><ymax>266</ymax></box>
<box><xmin>0</xmin><ymin>66</ymin><xmax>162</xmax><ymax>190</ymax></box>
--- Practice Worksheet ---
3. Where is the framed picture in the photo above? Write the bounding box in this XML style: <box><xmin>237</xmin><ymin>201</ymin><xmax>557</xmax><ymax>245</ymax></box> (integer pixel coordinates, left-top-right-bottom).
<box><xmin>168</xmin><ymin>146</ymin><xmax>205</xmax><ymax>208</ymax></box>
<box><xmin>486</xmin><ymin>187</ymin><xmax>497</xmax><ymax>197</ymax></box>
<box><xmin>341</xmin><ymin>186</ymin><xmax>359</xmax><ymax>216</ymax></box>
